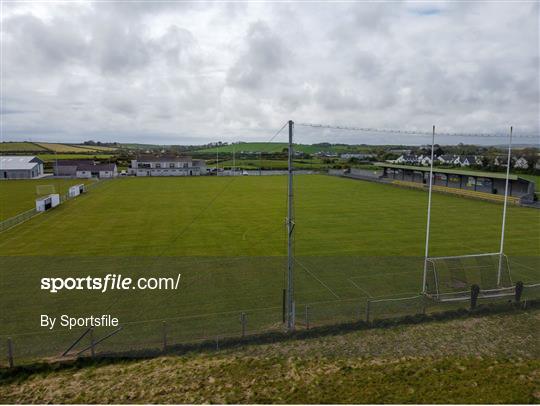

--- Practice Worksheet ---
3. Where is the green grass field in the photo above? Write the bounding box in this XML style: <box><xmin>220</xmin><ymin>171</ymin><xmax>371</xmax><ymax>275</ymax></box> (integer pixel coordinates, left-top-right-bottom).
<box><xmin>0</xmin><ymin>142</ymin><xmax>47</xmax><ymax>152</ymax></box>
<box><xmin>34</xmin><ymin>143</ymin><xmax>104</xmax><ymax>153</ymax></box>
<box><xmin>0</xmin><ymin>178</ymin><xmax>96</xmax><ymax>220</ymax></box>
<box><xmin>37</xmin><ymin>154</ymin><xmax>114</xmax><ymax>162</ymax></box>
<box><xmin>0</xmin><ymin>175</ymin><xmax>538</xmax><ymax>362</ymax></box>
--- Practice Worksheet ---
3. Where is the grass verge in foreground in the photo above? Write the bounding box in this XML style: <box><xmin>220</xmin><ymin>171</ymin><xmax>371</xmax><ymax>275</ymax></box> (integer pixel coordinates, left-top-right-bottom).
<box><xmin>0</xmin><ymin>309</ymin><xmax>538</xmax><ymax>403</ymax></box>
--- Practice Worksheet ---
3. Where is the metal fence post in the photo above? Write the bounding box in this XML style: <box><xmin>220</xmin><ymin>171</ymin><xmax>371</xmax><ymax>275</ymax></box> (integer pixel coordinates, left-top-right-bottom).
<box><xmin>515</xmin><ymin>281</ymin><xmax>523</xmax><ymax>303</ymax></box>
<box><xmin>241</xmin><ymin>312</ymin><xmax>246</xmax><ymax>338</ymax></box>
<box><xmin>7</xmin><ymin>338</ymin><xmax>13</xmax><ymax>368</ymax></box>
<box><xmin>162</xmin><ymin>321</ymin><xmax>167</xmax><ymax>352</ymax></box>
<box><xmin>216</xmin><ymin>336</ymin><xmax>219</xmax><ymax>351</ymax></box>
<box><xmin>90</xmin><ymin>328</ymin><xmax>95</xmax><ymax>357</ymax></box>
<box><xmin>470</xmin><ymin>284</ymin><xmax>480</xmax><ymax>310</ymax></box>
<box><xmin>365</xmin><ymin>299</ymin><xmax>371</xmax><ymax>323</ymax></box>
<box><xmin>305</xmin><ymin>305</ymin><xmax>310</xmax><ymax>329</ymax></box>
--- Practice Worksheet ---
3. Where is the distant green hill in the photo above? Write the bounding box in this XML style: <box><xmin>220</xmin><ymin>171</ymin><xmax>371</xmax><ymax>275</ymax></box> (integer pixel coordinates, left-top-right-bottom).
<box><xmin>196</xmin><ymin>142</ymin><xmax>372</xmax><ymax>154</ymax></box>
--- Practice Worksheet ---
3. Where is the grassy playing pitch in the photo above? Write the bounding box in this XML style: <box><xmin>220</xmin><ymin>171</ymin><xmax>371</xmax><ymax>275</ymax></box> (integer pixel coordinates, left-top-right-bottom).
<box><xmin>0</xmin><ymin>178</ymin><xmax>96</xmax><ymax>220</ymax></box>
<box><xmin>0</xmin><ymin>175</ymin><xmax>538</xmax><ymax>361</ymax></box>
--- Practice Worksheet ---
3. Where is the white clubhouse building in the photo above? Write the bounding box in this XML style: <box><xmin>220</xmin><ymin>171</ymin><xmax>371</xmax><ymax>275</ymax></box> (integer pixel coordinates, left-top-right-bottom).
<box><xmin>129</xmin><ymin>155</ymin><xmax>207</xmax><ymax>176</ymax></box>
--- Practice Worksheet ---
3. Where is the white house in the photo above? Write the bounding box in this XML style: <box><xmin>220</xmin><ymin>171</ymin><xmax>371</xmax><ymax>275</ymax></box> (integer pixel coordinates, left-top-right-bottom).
<box><xmin>1</xmin><ymin>156</ymin><xmax>44</xmax><ymax>179</ymax></box>
<box><xmin>394</xmin><ymin>154</ymin><xmax>419</xmax><ymax>165</ymax></box>
<box><xmin>129</xmin><ymin>155</ymin><xmax>207</xmax><ymax>176</ymax></box>
<box><xmin>417</xmin><ymin>155</ymin><xmax>432</xmax><ymax>166</ymax></box>
<box><xmin>494</xmin><ymin>156</ymin><xmax>515</xmax><ymax>167</ymax></box>
<box><xmin>514</xmin><ymin>157</ymin><xmax>529</xmax><ymax>169</ymax></box>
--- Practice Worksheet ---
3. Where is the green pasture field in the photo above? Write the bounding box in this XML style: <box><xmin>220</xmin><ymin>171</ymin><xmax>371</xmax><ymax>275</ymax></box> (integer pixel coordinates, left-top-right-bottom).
<box><xmin>37</xmin><ymin>154</ymin><xmax>114</xmax><ymax>162</ymax></box>
<box><xmin>0</xmin><ymin>142</ymin><xmax>47</xmax><ymax>152</ymax></box>
<box><xmin>34</xmin><ymin>143</ymin><xmax>102</xmax><ymax>153</ymax></box>
<box><xmin>0</xmin><ymin>178</ymin><xmax>95</xmax><ymax>220</ymax></box>
<box><xmin>0</xmin><ymin>175</ymin><xmax>538</xmax><ymax>362</ymax></box>
<box><xmin>71</xmin><ymin>144</ymin><xmax>118</xmax><ymax>152</ymax></box>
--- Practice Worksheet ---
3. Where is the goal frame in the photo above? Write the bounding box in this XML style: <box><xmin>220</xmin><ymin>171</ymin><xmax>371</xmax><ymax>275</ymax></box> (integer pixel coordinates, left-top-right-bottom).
<box><xmin>424</xmin><ymin>252</ymin><xmax>514</xmax><ymax>302</ymax></box>
<box><xmin>35</xmin><ymin>184</ymin><xmax>56</xmax><ymax>196</ymax></box>
<box><xmin>421</xmin><ymin>126</ymin><xmax>514</xmax><ymax>299</ymax></box>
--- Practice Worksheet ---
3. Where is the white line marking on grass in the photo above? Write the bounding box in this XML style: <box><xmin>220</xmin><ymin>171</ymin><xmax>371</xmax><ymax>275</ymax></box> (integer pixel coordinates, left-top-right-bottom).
<box><xmin>509</xmin><ymin>259</ymin><xmax>540</xmax><ymax>272</ymax></box>
<box><xmin>348</xmin><ymin>278</ymin><xmax>372</xmax><ymax>298</ymax></box>
<box><xmin>295</xmin><ymin>258</ymin><xmax>340</xmax><ymax>299</ymax></box>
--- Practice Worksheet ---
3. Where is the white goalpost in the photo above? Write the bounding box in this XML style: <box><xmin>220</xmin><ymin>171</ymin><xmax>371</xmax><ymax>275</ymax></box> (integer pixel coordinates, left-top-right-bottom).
<box><xmin>35</xmin><ymin>184</ymin><xmax>56</xmax><ymax>196</ymax></box>
<box><xmin>422</xmin><ymin>126</ymin><xmax>515</xmax><ymax>302</ymax></box>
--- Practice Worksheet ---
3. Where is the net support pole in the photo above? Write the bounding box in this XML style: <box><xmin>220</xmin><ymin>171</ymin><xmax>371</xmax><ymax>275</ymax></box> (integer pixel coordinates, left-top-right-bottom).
<box><xmin>232</xmin><ymin>143</ymin><xmax>236</xmax><ymax>176</ymax></box>
<box><xmin>422</xmin><ymin>125</ymin><xmax>436</xmax><ymax>294</ymax></box>
<box><xmin>498</xmin><ymin>126</ymin><xmax>513</xmax><ymax>286</ymax></box>
<box><xmin>287</xmin><ymin>120</ymin><xmax>295</xmax><ymax>332</ymax></box>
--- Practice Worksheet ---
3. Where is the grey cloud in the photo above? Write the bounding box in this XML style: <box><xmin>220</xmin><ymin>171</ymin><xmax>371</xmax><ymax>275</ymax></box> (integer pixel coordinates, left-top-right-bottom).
<box><xmin>0</xmin><ymin>2</ymin><xmax>538</xmax><ymax>144</ymax></box>
<box><xmin>226</xmin><ymin>21</ymin><xmax>290</xmax><ymax>91</ymax></box>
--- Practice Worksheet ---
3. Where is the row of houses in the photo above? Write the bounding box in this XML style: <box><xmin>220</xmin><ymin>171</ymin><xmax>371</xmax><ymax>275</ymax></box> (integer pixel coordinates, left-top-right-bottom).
<box><xmin>393</xmin><ymin>154</ymin><xmax>532</xmax><ymax>169</ymax></box>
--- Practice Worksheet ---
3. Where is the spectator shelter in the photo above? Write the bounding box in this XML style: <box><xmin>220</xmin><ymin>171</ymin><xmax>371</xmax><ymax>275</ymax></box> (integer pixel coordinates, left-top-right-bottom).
<box><xmin>376</xmin><ymin>163</ymin><xmax>536</xmax><ymax>204</ymax></box>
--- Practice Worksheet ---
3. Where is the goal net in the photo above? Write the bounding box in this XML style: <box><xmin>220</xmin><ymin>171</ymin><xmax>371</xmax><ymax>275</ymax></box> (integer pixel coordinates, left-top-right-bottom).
<box><xmin>36</xmin><ymin>184</ymin><xmax>56</xmax><ymax>196</ymax></box>
<box><xmin>425</xmin><ymin>253</ymin><xmax>513</xmax><ymax>301</ymax></box>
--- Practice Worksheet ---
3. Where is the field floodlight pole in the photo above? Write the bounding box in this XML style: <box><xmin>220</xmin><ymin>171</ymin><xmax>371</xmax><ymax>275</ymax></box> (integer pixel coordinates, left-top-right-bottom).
<box><xmin>422</xmin><ymin>125</ymin><xmax>436</xmax><ymax>294</ymax></box>
<box><xmin>498</xmin><ymin>126</ymin><xmax>512</xmax><ymax>286</ymax></box>
<box><xmin>287</xmin><ymin>120</ymin><xmax>295</xmax><ymax>332</ymax></box>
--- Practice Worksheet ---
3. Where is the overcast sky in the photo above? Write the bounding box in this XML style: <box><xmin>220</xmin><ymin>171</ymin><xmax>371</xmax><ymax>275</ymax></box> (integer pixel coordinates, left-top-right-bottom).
<box><xmin>1</xmin><ymin>1</ymin><xmax>539</xmax><ymax>146</ymax></box>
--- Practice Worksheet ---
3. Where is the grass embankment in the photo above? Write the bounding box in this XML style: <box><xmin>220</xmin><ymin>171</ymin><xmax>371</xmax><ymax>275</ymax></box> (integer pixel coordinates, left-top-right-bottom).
<box><xmin>0</xmin><ymin>309</ymin><xmax>538</xmax><ymax>403</ymax></box>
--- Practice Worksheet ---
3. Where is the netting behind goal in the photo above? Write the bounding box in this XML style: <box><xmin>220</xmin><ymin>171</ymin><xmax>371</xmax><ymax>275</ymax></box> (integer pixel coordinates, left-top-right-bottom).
<box><xmin>425</xmin><ymin>253</ymin><xmax>512</xmax><ymax>300</ymax></box>
<box><xmin>36</xmin><ymin>184</ymin><xmax>56</xmax><ymax>196</ymax></box>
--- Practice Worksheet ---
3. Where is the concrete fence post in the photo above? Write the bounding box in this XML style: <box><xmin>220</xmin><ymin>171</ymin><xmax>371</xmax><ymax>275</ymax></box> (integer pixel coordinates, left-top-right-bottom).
<box><xmin>7</xmin><ymin>338</ymin><xmax>13</xmax><ymax>368</ymax></box>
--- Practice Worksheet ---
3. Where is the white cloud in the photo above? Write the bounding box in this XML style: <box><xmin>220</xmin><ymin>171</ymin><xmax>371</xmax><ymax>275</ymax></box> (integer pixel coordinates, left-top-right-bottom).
<box><xmin>0</xmin><ymin>1</ymin><xmax>538</xmax><ymax>145</ymax></box>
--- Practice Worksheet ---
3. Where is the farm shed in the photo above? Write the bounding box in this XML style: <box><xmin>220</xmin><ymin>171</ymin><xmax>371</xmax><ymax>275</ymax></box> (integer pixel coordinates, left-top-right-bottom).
<box><xmin>0</xmin><ymin>156</ymin><xmax>44</xmax><ymax>179</ymax></box>
<box><xmin>35</xmin><ymin>194</ymin><xmax>60</xmax><ymax>212</ymax></box>
<box><xmin>376</xmin><ymin>163</ymin><xmax>536</xmax><ymax>203</ymax></box>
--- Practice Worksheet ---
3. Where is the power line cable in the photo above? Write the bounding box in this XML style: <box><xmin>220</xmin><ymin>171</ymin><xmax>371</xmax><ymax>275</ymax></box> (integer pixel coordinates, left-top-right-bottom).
<box><xmin>297</xmin><ymin>122</ymin><xmax>538</xmax><ymax>139</ymax></box>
